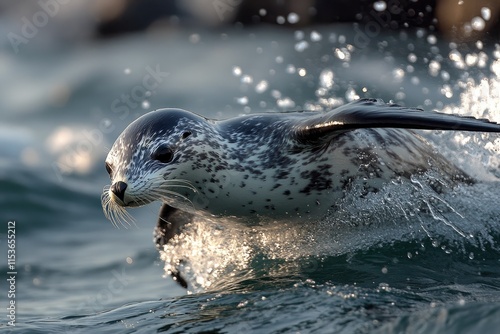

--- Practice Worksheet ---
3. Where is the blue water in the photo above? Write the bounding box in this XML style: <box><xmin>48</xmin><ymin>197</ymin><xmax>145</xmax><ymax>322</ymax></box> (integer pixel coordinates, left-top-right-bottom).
<box><xmin>1</xmin><ymin>25</ymin><xmax>500</xmax><ymax>333</ymax></box>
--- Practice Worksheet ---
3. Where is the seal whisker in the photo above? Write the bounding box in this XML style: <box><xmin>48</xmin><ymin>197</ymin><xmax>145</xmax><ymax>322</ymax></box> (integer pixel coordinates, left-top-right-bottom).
<box><xmin>114</xmin><ymin>204</ymin><xmax>136</xmax><ymax>229</ymax></box>
<box><xmin>149</xmin><ymin>188</ymin><xmax>195</xmax><ymax>210</ymax></box>
<box><xmin>155</xmin><ymin>179</ymin><xmax>198</xmax><ymax>193</ymax></box>
<box><xmin>134</xmin><ymin>194</ymin><xmax>158</xmax><ymax>208</ymax></box>
<box><xmin>101</xmin><ymin>185</ymin><xmax>137</xmax><ymax>229</ymax></box>
<box><xmin>101</xmin><ymin>186</ymin><xmax>118</xmax><ymax>228</ymax></box>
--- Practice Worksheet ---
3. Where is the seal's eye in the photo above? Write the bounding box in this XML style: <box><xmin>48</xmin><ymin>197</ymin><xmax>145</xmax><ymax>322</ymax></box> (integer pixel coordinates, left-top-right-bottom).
<box><xmin>152</xmin><ymin>146</ymin><xmax>174</xmax><ymax>163</ymax></box>
<box><xmin>105</xmin><ymin>162</ymin><xmax>113</xmax><ymax>177</ymax></box>
<box><xmin>182</xmin><ymin>131</ymin><xmax>192</xmax><ymax>139</ymax></box>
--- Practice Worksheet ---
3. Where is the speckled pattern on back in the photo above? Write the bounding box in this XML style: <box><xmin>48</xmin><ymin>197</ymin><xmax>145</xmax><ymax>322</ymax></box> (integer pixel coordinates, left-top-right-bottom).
<box><xmin>105</xmin><ymin>102</ymin><xmax>469</xmax><ymax>222</ymax></box>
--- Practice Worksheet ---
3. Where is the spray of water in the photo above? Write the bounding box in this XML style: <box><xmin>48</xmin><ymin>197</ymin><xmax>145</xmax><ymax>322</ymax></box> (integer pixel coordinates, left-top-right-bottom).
<box><xmin>158</xmin><ymin>31</ymin><xmax>500</xmax><ymax>292</ymax></box>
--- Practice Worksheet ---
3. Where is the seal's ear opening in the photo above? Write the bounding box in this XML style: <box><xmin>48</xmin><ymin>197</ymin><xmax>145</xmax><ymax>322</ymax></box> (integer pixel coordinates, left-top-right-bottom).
<box><xmin>293</xmin><ymin>98</ymin><xmax>500</xmax><ymax>146</ymax></box>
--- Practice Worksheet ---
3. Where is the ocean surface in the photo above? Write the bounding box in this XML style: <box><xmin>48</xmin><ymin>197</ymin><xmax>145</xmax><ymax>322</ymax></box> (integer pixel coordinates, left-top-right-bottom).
<box><xmin>1</xmin><ymin>23</ymin><xmax>500</xmax><ymax>333</ymax></box>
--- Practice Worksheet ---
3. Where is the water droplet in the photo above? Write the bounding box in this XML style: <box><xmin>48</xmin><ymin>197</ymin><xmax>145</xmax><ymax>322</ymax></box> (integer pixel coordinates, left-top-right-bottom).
<box><xmin>476</xmin><ymin>40</ymin><xmax>483</xmax><ymax>50</ymax></box>
<box><xmin>449</xmin><ymin>50</ymin><xmax>465</xmax><ymax>69</ymax></box>
<box><xmin>276</xmin><ymin>16</ymin><xmax>286</xmax><ymax>24</ymax></box>
<box><xmin>236</xmin><ymin>96</ymin><xmax>248</xmax><ymax>105</ymax></box>
<box><xmin>275</xmin><ymin>56</ymin><xmax>283</xmax><ymax>63</ymax></box>
<box><xmin>319</xmin><ymin>69</ymin><xmax>335</xmax><ymax>89</ymax></box>
<box><xmin>441</xmin><ymin>70</ymin><xmax>450</xmax><ymax>81</ymax></box>
<box><xmin>428</xmin><ymin>60</ymin><xmax>441</xmax><ymax>76</ymax></box>
<box><xmin>469</xmin><ymin>252</ymin><xmax>474</xmax><ymax>260</ymax></box>
<box><xmin>381</xmin><ymin>266</ymin><xmax>388</xmax><ymax>274</ymax></box>
<box><xmin>408</xmin><ymin>53</ymin><xmax>417</xmax><ymax>63</ymax></box>
<box><xmin>345</xmin><ymin>87</ymin><xmax>359</xmax><ymax>101</ymax></box>
<box><xmin>294</xmin><ymin>40</ymin><xmax>309</xmax><ymax>52</ymax></box>
<box><xmin>277</xmin><ymin>97</ymin><xmax>295</xmax><ymax>109</ymax></box>
<box><xmin>407</xmin><ymin>252</ymin><xmax>413</xmax><ymax>259</ymax></box>
<box><xmin>259</xmin><ymin>8</ymin><xmax>267</xmax><ymax>16</ymax></box>
<box><xmin>298</xmin><ymin>68</ymin><xmax>307</xmax><ymax>77</ymax></box>
<box><xmin>124</xmin><ymin>68</ymin><xmax>131</xmax><ymax>75</ymax></box>
<box><xmin>295</xmin><ymin>30</ymin><xmax>304</xmax><ymax>40</ymax></box>
<box><xmin>493</xmin><ymin>49</ymin><xmax>500</xmax><ymax>59</ymax></box>
<box><xmin>432</xmin><ymin>240</ymin><xmax>440</xmax><ymax>247</ymax></box>
<box><xmin>310</xmin><ymin>31</ymin><xmax>322</xmax><ymax>42</ymax></box>
<box><xmin>241</xmin><ymin>75</ymin><xmax>253</xmax><ymax>84</ymax></box>
<box><xmin>232</xmin><ymin>66</ymin><xmax>242</xmax><ymax>76</ymax></box>
<box><xmin>463</xmin><ymin>23</ymin><xmax>473</xmax><ymax>34</ymax></box>
<box><xmin>491</xmin><ymin>60</ymin><xmax>500</xmax><ymax>76</ymax></box>
<box><xmin>395</xmin><ymin>91</ymin><xmax>406</xmax><ymax>100</ymax></box>
<box><xmin>392</xmin><ymin>68</ymin><xmax>405</xmax><ymax>82</ymax></box>
<box><xmin>471</xmin><ymin>17</ymin><xmax>485</xmax><ymax>31</ymax></box>
<box><xmin>287</xmin><ymin>12</ymin><xmax>300</xmax><ymax>24</ymax></box>
<box><xmin>481</xmin><ymin>7</ymin><xmax>491</xmax><ymax>21</ymax></box>
<box><xmin>286</xmin><ymin>64</ymin><xmax>296</xmax><ymax>74</ymax></box>
<box><xmin>334</xmin><ymin>48</ymin><xmax>346</xmax><ymax>60</ymax></box>
<box><xmin>373</xmin><ymin>1</ymin><xmax>387</xmax><ymax>12</ymax></box>
<box><xmin>440</xmin><ymin>84</ymin><xmax>453</xmax><ymax>98</ymax></box>
<box><xmin>316</xmin><ymin>87</ymin><xmax>327</xmax><ymax>97</ymax></box>
<box><xmin>427</xmin><ymin>34</ymin><xmax>437</xmax><ymax>45</ymax></box>
<box><xmin>255</xmin><ymin>80</ymin><xmax>268</xmax><ymax>93</ymax></box>
<box><xmin>141</xmin><ymin>100</ymin><xmax>150</xmax><ymax>109</ymax></box>
<box><xmin>465</xmin><ymin>53</ymin><xmax>478</xmax><ymax>66</ymax></box>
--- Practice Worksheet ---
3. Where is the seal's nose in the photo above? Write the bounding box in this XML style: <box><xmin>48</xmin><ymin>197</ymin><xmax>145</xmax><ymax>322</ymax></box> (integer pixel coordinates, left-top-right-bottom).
<box><xmin>111</xmin><ymin>181</ymin><xmax>127</xmax><ymax>202</ymax></box>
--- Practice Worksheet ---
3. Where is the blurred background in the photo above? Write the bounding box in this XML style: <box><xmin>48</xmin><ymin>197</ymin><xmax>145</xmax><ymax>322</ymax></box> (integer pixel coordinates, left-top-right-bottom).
<box><xmin>1</xmin><ymin>0</ymin><xmax>500</xmax><ymax>333</ymax></box>
<box><xmin>2</xmin><ymin>0</ymin><xmax>500</xmax><ymax>42</ymax></box>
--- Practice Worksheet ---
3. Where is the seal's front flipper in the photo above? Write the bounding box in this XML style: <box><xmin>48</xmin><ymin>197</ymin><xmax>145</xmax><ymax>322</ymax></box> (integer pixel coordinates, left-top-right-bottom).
<box><xmin>154</xmin><ymin>204</ymin><xmax>194</xmax><ymax>248</ymax></box>
<box><xmin>294</xmin><ymin>98</ymin><xmax>500</xmax><ymax>145</ymax></box>
<box><xmin>154</xmin><ymin>204</ymin><xmax>194</xmax><ymax>288</ymax></box>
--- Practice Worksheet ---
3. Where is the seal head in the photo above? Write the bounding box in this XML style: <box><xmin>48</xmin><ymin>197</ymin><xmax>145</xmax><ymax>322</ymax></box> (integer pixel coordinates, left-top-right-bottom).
<box><xmin>103</xmin><ymin>109</ymin><xmax>210</xmax><ymax>224</ymax></box>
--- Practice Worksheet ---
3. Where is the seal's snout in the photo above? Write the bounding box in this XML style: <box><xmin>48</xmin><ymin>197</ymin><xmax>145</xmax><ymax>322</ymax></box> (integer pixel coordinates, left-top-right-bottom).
<box><xmin>111</xmin><ymin>181</ymin><xmax>127</xmax><ymax>202</ymax></box>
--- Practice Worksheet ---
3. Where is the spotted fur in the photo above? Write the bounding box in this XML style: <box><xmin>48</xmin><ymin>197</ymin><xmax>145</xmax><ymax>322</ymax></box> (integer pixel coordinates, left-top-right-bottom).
<box><xmin>103</xmin><ymin>98</ymin><xmax>498</xmax><ymax>223</ymax></box>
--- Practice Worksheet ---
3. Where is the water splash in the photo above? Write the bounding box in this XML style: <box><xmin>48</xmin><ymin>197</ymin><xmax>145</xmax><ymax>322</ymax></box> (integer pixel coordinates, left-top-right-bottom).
<box><xmin>159</xmin><ymin>169</ymin><xmax>500</xmax><ymax>292</ymax></box>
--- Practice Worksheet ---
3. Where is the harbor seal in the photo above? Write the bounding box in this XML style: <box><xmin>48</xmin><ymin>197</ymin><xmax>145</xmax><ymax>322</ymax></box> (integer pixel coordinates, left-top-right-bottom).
<box><xmin>102</xmin><ymin>98</ymin><xmax>500</xmax><ymax>286</ymax></box>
